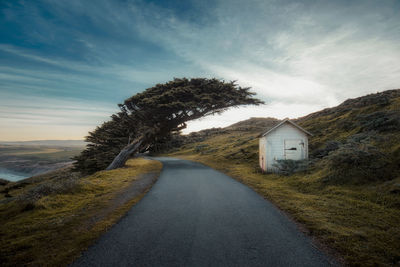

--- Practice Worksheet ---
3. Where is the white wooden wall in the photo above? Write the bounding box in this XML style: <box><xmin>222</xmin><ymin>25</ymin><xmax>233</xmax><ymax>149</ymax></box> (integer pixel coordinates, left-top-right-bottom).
<box><xmin>259</xmin><ymin>137</ymin><xmax>266</xmax><ymax>170</ymax></box>
<box><xmin>259</xmin><ymin>123</ymin><xmax>309</xmax><ymax>172</ymax></box>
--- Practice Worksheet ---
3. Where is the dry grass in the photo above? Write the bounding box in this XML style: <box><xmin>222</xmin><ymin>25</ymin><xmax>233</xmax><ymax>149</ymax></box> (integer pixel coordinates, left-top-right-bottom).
<box><xmin>160</xmin><ymin>91</ymin><xmax>400</xmax><ymax>266</ymax></box>
<box><xmin>168</xmin><ymin>150</ymin><xmax>400</xmax><ymax>266</ymax></box>
<box><xmin>0</xmin><ymin>157</ymin><xmax>162</xmax><ymax>266</ymax></box>
<box><xmin>165</xmin><ymin>109</ymin><xmax>400</xmax><ymax>266</ymax></box>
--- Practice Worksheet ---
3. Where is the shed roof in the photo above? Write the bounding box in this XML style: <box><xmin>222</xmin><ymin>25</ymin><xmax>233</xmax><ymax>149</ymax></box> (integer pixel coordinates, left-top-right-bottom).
<box><xmin>259</xmin><ymin>119</ymin><xmax>313</xmax><ymax>137</ymax></box>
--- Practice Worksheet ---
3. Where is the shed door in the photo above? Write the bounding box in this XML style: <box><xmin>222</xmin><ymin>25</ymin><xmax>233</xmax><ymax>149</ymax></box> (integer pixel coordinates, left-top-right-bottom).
<box><xmin>284</xmin><ymin>139</ymin><xmax>304</xmax><ymax>160</ymax></box>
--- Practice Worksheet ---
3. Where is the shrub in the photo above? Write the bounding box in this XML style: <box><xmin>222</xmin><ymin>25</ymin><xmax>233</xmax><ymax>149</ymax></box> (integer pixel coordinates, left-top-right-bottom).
<box><xmin>0</xmin><ymin>178</ymin><xmax>9</xmax><ymax>186</ymax></box>
<box><xmin>194</xmin><ymin>144</ymin><xmax>209</xmax><ymax>153</ymax></box>
<box><xmin>312</xmin><ymin>140</ymin><xmax>341</xmax><ymax>158</ymax></box>
<box><xmin>201</xmin><ymin>148</ymin><xmax>218</xmax><ymax>155</ymax></box>
<box><xmin>272</xmin><ymin>159</ymin><xmax>309</xmax><ymax>175</ymax></box>
<box><xmin>357</xmin><ymin>111</ymin><xmax>400</xmax><ymax>133</ymax></box>
<box><xmin>321</xmin><ymin>142</ymin><xmax>393</xmax><ymax>185</ymax></box>
<box><xmin>17</xmin><ymin>175</ymin><xmax>80</xmax><ymax>208</ymax></box>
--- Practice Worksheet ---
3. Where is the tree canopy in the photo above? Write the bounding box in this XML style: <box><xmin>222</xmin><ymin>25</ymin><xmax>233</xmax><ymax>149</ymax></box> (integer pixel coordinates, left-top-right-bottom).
<box><xmin>74</xmin><ymin>78</ymin><xmax>263</xmax><ymax>174</ymax></box>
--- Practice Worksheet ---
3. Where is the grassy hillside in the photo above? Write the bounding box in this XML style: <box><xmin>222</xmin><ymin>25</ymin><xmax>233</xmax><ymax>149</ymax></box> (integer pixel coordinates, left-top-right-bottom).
<box><xmin>0</xmin><ymin>157</ymin><xmax>162</xmax><ymax>266</ymax></box>
<box><xmin>164</xmin><ymin>89</ymin><xmax>400</xmax><ymax>266</ymax></box>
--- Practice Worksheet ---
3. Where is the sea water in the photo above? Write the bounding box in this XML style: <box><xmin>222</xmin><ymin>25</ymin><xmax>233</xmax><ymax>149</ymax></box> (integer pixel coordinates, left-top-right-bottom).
<box><xmin>0</xmin><ymin>168</ymin><xmax>30</xmax><ymax>182</ymax></box>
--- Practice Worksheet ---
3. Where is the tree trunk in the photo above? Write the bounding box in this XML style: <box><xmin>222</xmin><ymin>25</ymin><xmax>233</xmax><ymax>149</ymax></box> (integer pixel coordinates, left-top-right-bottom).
<box><xmin>106</xmin><ymin>137</ymin><xmax>145</xmax><ymax>170</ymax></box>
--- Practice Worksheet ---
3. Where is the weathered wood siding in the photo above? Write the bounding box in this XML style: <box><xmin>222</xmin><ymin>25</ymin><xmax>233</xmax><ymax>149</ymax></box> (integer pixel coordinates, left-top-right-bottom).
<box><xmin>259</xmin><ymin>123</ymin><xmax>309</xmax><ymax>172</ymax></box>
<box><xmin>259</xmin><ymin>137</ymin><xmax>266</xmax><ymax>170</ymax></box>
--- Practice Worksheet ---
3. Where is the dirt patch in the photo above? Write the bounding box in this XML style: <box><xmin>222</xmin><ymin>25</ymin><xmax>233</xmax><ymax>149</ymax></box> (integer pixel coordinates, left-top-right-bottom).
<box><xmin>85</xmin><ymin>171</ymin><xmax>159</xmax><ymax>229</ymax></box>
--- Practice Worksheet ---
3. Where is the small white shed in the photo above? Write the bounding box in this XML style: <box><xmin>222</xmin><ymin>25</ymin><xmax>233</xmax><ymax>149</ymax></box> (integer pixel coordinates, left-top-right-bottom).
<box><xmin>259</xmin><ymin>119</ymin><xmax>312</xmax><ymax>172</ymax></box>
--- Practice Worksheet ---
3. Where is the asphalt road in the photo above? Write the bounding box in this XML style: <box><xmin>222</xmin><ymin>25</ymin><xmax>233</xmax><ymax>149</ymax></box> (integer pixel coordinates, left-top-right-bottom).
<box><xmin>72</xmin><ymin>157</ymin><xmax>335</xmax><ymax>267</ymax></box>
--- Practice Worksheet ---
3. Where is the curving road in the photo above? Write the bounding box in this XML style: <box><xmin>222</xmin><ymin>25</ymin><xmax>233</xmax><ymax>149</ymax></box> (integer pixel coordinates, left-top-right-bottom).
<box><xmin>72</xmin><ymin>157</ymin><xmax>335</xmax><ymax>266</ymax></box>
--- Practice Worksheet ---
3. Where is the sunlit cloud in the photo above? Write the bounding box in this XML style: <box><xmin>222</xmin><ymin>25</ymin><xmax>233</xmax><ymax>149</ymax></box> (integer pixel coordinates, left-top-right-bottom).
<box><xmin>0</xmin><ymin>94</ymin><xmax>117</xmax><ymax>141</ymax></box>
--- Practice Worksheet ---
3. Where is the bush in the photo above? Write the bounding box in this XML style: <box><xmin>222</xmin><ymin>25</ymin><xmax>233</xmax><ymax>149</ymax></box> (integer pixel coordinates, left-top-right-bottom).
<box><xmin>321</xmin><ymin>142</ymin><xmax>393</xmax><ymax>185</ymax></box>
<box><xmin>194</xmin><ymin>144</ymin><xmax>209</xmax><ymax>152</ymax></box>
<box><xmin>0</xmin><ymin>178</ymin><xmax>9</xmax><ymax>186</ymax></box>
<box><xmin>272</xmin><ymin>159</ymin><xmax>309</xmax><ymax>175</ymax></box>
<box><xmin>312</xmin><ymin>140</ymin><xmax>341</xmax><ymax>158</ymax></box>
<box><xmin>17</xmin><ymin>175</ymin><xmax>80</xmax><ymax>207</ymax></box>
<box><xmin>357</xmin><ymin>111</ymin><xmax>400</xmax><ymax>133</ymax></box>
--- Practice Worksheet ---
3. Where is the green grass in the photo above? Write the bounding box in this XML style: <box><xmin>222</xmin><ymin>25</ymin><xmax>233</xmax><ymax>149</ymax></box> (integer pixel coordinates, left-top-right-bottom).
<box><xmin>0</xmin><ymin>157</ymin><xmax>162</xmax><ymax>266</ymax></box>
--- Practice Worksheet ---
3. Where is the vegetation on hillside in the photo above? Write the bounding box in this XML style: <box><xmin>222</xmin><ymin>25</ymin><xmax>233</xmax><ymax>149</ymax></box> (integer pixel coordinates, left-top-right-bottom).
<box><xmin>72</xmin><ymin>112</ymin><xmax>138</xmax><ymax>174</ymax></box>
<box><xmin>299</xmin><ymin>89</ymin><xmax>400</xmax><ymax>185</ymax></box>
<box><xmin>0</xmin><ymin>158</ymin><xmax>162</xmax><ymax>266</ymax></box>
<box><xmin>74</xmin><ymin>78</ymin><xmax>263</xmax><ymax>174</ymax></box>
<box><xmin>163</xmin><ymin>89</ymin><xmax>400</xmax><ymax>266</ymax></box>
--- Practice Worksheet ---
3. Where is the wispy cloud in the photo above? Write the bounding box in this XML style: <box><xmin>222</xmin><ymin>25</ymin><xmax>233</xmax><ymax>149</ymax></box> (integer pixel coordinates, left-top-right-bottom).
<box><xmin>0</xmin><ymin>94</ymin><xmax>117</xmax><ymax>140</ymax></box>
<box><xmin>128</xmin><ymin>0</ymin><xmax>400</xmax><ymax>101</ymax></box>
<box><xmin>0</xmin><ymin>0</ymin><xmax>399</xmax><ymax>139</ymax></box>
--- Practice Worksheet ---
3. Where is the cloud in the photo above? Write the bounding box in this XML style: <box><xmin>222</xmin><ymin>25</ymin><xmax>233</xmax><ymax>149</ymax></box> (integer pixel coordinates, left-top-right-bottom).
<box><xmin>123</xmin><ymin>0</ymin><xmax>399</xmax><ymax>133</ymax></box>
<box><xmin>0</xmin><ymin>94</ymin><xmax>117</xmax><ymax>141</ymax></box>
<box><xmin>127</xmin><ymin>0</ymin><xmax>400</xmax><ymax>104</ymax></box>
<box><xmin>0</xmin><ymin>0</ymin><xmax>399</xmax><ymax>140</ymax></box>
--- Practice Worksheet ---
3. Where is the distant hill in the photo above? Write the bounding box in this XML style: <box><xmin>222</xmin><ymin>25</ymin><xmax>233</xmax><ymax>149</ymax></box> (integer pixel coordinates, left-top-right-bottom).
<box><xmin>224</xmin><ymin>117</ymin><xmax>280</xmax><ymax>132</ymax></box>
<box><xmin>0</xmin><ymin>140</ymin><xmax>85</xmax><ymax>147</ymax></box>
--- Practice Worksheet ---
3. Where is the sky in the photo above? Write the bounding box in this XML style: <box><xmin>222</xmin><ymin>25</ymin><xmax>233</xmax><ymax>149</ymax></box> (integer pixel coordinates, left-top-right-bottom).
<box><xmin>0</xmin><ymin>0</ymin><xmax>399</xmax><ymax>141</ymax></box>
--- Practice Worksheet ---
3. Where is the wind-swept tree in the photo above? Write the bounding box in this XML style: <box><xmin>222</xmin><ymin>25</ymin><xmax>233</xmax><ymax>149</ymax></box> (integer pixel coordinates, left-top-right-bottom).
<box><xmin>74</xmin><ymin>78</ymin><xmax>263</xmax><ymax>173</ymax></box>
<box><xmin>73</xmin><ymin>112</ymin><xmax>139</xmax><ymax>174</ymax></box>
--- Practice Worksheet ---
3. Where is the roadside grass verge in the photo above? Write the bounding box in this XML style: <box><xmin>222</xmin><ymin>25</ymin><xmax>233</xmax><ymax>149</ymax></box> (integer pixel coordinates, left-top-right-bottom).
<box><xmin>166</xmin><ymin>137</ymin><xmax>400</xmax><ymax>266</ymax></box>
<box><xmin>0</xmin><ymin>157</ymin><xmax>162</xmax><ymax>266</ymax></box>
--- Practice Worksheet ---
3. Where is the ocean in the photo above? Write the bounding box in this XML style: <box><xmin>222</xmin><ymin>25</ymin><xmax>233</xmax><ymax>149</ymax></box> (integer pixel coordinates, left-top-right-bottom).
<box><xmin>0</xmin><ymin>168</ymin><xmax>30</xmax><ymax>182</ymax></box>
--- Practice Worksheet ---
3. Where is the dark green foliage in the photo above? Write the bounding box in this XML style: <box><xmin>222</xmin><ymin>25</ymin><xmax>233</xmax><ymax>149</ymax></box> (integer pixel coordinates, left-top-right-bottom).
<box><xmin>73</xmin><ymin>112</ymin><xmax>138</xmax><ymax>174</ymax></box>
<box><xmin>357</xmin><ymin>111</ymin><xmax>400</xmax><ymax>132</ymax></box>
<box><xmin>393</xmin><ymin>146</ymin><xmax>400</xmax><ymax>168</ymax></box>
<box><xmin>272</xmin><ymin>159</ymin><xmax>309</xmax><ymax>175</ymax></box>
<box><xmin>194</xmin><ymin>144</ymin><xmax>209</xmax><ymax>152</ymax></box>
<box><xmin>121</xmin><ymin>78</ymin><xmax>263</xmax><ymax>129</ymax></box>
<box><xmin>390</xmin><ymin>184</ymin><xmax>400</xmax><ymax>194</ymax></box>
<box><xmin>16</xmin><ymin>173</ymin><xmax>80</xmax><ymax>206</ymax></box>
<box><xmin>312</xmin><ymin>140</ymin><xmax>341</xmax><ymax>158</ymax></box>
<box><xmin>297</xmin><ymin>89</ymin><xmax>400</xmax><ymax>186</ymax></box>
<box><xmin>21</xmin><ymin>202</ymin><xmax>36</xmax><ymax>212</ymax></box>
<box><xmin>0</xmin><ymin>178</ymin><xmax>9</xmax><ymax>186</ymax></box>
<box><xmin>321</xmin><ymin>142</ymin><xmax>393</xmax><ymax>185</ymax></box>
<box><xmin>74</xmin><ymin>78</ymin><xmax>263</xmax><ymax>174</ymax></box>
<box><xmin>18</xmin><ymin>177</ymin><xmax>79</xmax><ymax>203</ymax></box>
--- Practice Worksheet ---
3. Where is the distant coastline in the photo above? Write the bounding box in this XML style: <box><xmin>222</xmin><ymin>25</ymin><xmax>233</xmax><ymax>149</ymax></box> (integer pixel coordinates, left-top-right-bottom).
<box><xmin>0</xmin><ymin>140</ymin><xmax>84</xmax><ymax>182</ymax></box>
<box><xmin>0</xmin><ymin>168</ymin><xmax>30</xmax><ymax>182</ymax></box>
<box><xmin>0</xmin><ymin>140</ymin><xmax>85</xmax><ymax>147</ymax></box>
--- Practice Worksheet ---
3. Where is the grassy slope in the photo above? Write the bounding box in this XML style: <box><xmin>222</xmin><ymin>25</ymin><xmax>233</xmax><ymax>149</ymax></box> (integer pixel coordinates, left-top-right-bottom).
<box><xmin>0</xmin><ymin>157</ymin><xmax>162</xmax><ymax>266</ymax></box>
<box><xmin>166</xmin><ymin>90</ymin><xmax>400</xmax><ymax>266</ymax></box>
